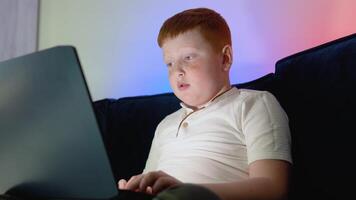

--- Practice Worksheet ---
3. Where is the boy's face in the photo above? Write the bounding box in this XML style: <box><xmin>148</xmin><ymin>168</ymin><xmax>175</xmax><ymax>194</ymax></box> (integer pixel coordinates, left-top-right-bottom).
<box><xmin>162</xmin><ymin>28</ymin><xmax>231</xmax><ymax>109</ymax></box>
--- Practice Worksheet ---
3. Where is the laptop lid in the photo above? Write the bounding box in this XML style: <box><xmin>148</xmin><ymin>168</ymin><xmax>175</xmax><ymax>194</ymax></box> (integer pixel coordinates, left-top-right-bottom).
<box><xmin>0</xmin><ymin>46</ymin><xmax>118</xmax><ymax>199</ymax></box>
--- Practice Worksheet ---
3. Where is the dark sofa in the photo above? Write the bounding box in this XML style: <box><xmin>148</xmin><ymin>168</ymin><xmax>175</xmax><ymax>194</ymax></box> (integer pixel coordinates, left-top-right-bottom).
<box><xmin>94</xmin><ymin>33</ymin><xmax>356</xmax><ymax>200</ymax></box>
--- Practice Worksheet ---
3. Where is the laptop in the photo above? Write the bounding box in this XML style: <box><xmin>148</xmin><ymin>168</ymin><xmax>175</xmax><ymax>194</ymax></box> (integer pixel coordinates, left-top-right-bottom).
<box><xmin>0</xmin><ymin>46</ymin><xmax>154</xmax><ymax>200</ymax></box>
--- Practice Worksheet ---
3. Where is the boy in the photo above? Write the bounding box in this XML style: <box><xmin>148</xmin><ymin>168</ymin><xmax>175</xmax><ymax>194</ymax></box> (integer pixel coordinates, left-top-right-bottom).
<box><xmin>119</xmin><ymin>7</ymin><xmax>292</xmax><ymax>200</ymax></box>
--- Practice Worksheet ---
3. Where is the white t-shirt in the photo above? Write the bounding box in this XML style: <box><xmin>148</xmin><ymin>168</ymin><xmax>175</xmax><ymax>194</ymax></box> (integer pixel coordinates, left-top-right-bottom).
<box><xmin>143</xmin><ymin>87</ymin><xmax>292</xmax><ymax>184</ymax></box>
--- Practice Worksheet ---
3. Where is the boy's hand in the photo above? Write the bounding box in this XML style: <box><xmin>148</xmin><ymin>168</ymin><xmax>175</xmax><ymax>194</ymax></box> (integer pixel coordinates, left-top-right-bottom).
<box><xmin>117</xmin><ymin>170</ymin><xmax>182</xmax><ymax>195</ymax></box>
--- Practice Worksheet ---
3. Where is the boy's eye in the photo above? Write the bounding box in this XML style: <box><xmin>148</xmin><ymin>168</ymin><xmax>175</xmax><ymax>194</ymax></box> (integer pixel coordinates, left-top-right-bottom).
<box><xmin>166</xmin><ymin>62</ymin><xmax>173</xmax><ymax>68</ymax></box>
<box><xmin>184</xmin><ymin>56</ymin><xmax>193</xmax><ymax>61</ymax></box>
<box><xmin>184</xmin><ymin>54</ymin><xmax>197</xmax><ymax>62</ymax></box>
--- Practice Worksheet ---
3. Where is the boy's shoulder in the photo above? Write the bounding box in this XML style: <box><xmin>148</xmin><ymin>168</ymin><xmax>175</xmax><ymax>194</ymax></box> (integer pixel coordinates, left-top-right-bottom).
<box><xmin>226</xmin><ymin>88</ymin><xmax>281</xmax><ymax>111</ymax></box>
<box><xmin>237</xmin><ymin>88</ymin><xmax>270</xmax><ymax>95</ymax></box>
<box><xmin>236</xmin><ymin>88</ymin><xmax>276</xmax><ymax>101</ymax></box>
<box><xmin>155</xmin><ymin>107</ymin><xmax>185</xmax><ymax>131</ymax></box>
<box><xmin>163</xmin><ymin>107</ymin><xmax>185</xmax><ymax>120</ymax></box>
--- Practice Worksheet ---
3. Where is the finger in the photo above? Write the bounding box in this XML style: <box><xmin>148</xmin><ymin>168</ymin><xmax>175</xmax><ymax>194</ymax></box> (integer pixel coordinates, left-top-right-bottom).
<box><xmin>139</xmin><ymin>171</ymin><xmax>162</xmax><ymax>192</ymax></box>
<box><xmin>152</xmin><ymin>177</ymin><xmax>179</xmax><ymax>194</ymax></box>
<box><xmin>146</xmin><ymin>186</ymin><xmax>153</xmax><ymax>195</ymax></box>
<box><xmin>126</xmin><ymin>175</ymin><xmax>144</xmax><ymax>191</ymax></box>
<box><xmin>118</xmin><ymin>179</ymin><xmax>127</xmax><ymax>189</ymax></box>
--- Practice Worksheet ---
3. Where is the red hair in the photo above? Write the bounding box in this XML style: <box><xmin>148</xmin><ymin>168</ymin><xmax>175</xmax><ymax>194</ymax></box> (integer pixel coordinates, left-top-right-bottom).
<box><xmin>157</xmin><ymin>8</ymin><xmax>232</xmax><ymax>53</ymax></box>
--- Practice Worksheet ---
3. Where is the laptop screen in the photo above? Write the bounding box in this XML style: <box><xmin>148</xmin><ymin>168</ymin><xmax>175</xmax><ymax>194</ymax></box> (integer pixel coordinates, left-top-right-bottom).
<box><xmin>0</xmin><ymin>46</ymin><xmax>118</xmax><ymax>199</ymax></box>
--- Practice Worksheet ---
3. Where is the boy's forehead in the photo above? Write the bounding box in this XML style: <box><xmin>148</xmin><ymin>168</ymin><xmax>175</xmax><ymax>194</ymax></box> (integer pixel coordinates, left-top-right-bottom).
<box><xmin>163</xmin><ymin>46</ymin><xmax>198</xmax><ymax>60</ymax></box>
<box><xmin>162</xmin><ymin>30</ymin><xmax>210</xmax><ymax>55</ymax></box>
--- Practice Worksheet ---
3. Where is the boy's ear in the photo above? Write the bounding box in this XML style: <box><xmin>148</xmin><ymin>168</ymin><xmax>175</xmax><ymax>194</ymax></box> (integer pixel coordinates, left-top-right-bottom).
<box><xmin>221</xmin><ymin>45</ymin><xmax>233</xmax><ymax>71</ymax></box>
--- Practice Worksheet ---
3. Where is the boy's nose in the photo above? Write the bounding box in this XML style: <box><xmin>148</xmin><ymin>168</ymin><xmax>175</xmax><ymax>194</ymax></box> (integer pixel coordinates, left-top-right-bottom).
<box><xmin>173</xmin><ymin>63</ymin><xmax>185</xmax><ymax>77</ymax></box>
<box><xmin>178</xmin><ymin>71</ymin><xmax>184</xmax><ymax>77</ymax></box>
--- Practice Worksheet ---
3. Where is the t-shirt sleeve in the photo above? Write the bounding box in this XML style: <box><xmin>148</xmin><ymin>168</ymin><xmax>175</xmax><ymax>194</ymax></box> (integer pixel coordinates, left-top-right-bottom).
<box><xmin>240</xmin><ymin>91</ymin><xmax>292</xmax><ymax>164</ymax></box>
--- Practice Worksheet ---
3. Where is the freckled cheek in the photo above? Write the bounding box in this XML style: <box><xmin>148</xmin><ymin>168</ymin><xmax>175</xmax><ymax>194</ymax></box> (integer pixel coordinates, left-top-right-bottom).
<box><xmin>190</xmin><ymin>67</ymin><xmax>208</xmax><ymax>80</ymax></box>
<box><xmin>168</xmin><ymin>71</ymin><xmax>175</xmax><ymax>79</ymax></box>
<box><xmin>168</xmin><ymin>74</ymin><xmax>176</xmax><ymax>88</ymax></box>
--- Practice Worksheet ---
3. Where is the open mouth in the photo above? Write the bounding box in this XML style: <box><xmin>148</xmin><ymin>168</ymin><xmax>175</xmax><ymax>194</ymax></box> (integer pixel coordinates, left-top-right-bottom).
<box><xmin>178</xmin><ymin>83</ymin><xmax>190</xmax><ymax>90</ymax></box>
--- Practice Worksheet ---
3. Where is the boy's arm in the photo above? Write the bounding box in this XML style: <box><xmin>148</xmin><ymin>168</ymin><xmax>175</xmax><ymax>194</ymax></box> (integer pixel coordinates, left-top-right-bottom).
<box><xmin>201</xmin><ymin>159</ymin><xmax>291</xmax><ymax>200</ymax></box>
<box><xmin>142</xmin><ymin>120</ymin><xmax>165</xmax><ymax>173</ymax></box>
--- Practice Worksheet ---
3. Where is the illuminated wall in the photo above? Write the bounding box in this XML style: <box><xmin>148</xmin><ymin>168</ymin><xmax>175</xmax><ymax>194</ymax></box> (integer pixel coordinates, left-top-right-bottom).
<box><xmin>39</xmin><ymin>0</ymin><xmax>356</xmax><ymax>101</ymax></box>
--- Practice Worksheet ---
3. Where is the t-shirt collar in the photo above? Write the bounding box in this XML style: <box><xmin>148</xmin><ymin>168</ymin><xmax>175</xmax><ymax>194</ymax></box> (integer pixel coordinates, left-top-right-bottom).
<box><xmin>180</xmin><ymin>86</ymin><xmax>236</xmax><ymax>113</ymax></box>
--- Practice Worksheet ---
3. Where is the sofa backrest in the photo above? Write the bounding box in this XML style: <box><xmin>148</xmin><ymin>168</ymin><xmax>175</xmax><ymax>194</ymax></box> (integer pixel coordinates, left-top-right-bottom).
<box><xmin>274</xmin><ymin>33</ymin><xmax>356</xmax><ymax>200</ymax></box>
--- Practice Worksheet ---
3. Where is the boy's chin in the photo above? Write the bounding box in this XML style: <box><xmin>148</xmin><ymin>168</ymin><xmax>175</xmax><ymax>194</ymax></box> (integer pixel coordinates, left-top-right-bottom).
<box><xmin>175</xmin><ymin>96</ymin><xmax>194</xmax><ymax>106</ymax></box>
<box><xmin>173</xmin><ymin>92</ymin><xmax>205</xmax><ymax>107</ymax></box>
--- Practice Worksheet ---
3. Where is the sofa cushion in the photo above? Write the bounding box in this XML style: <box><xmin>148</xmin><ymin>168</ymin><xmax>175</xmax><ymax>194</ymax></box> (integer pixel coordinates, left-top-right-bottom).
<box><xmin>274</xmin><ymin>33</ymin><xmax>356</xmax><ymax>199</ymax></box>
